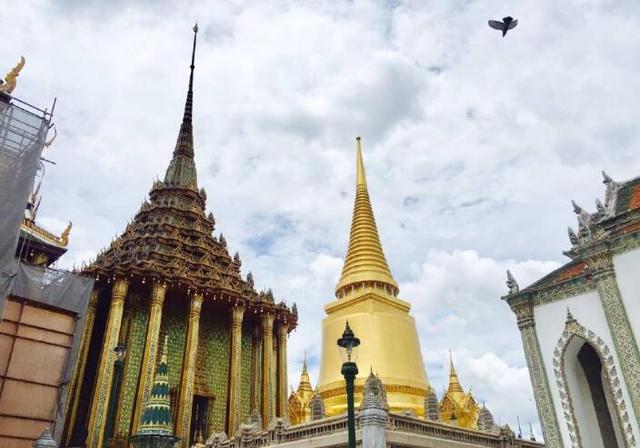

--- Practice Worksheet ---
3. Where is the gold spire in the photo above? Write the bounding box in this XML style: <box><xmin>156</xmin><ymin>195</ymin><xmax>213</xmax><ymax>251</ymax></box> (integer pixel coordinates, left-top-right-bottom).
<box><xmin>447</xmin><ymin>351</ymin><xmax>464</xmax><ymax>396</ymax></box>
<box><xmin>297</xmin><ymin>352</ymin><xmax>312</xmax><ymax>393</ymax></box>
<box><xmin>356</xmin><ymin>136</ymin><xmax>366</xmax><ymax>187</ymax></box>
<box><xmin>335</xmin><ymin>137</ymin><xmax>398</xmax><ymax>297</ymax></box>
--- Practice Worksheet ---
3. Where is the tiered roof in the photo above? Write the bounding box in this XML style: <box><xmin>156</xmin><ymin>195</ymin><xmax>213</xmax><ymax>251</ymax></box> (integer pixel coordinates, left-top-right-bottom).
<box><xmin>84</xmin><ymin>27</ymin><xmax>296</xmax><ymax>326</ymax></box>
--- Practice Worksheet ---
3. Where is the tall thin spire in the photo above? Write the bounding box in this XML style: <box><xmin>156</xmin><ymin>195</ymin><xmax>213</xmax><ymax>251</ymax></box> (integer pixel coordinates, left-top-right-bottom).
<box><xmin>447</xmin><ymin>351</ymin><xmax>464</xmax><ymax>395</ymax></box>
<box><xmin>356</xmin><ymin>136</ymin><xmax>366</xmax><ymax>187</ymax></box>
<box><xmin>335</xmin><ymin>136</ymin><xmax>398</xmax><ymax>297</ymax></box>
<box><xmin>164</xmin><ymin>24</ymin><xmax>199</xmax><ymax>189</ymax></box>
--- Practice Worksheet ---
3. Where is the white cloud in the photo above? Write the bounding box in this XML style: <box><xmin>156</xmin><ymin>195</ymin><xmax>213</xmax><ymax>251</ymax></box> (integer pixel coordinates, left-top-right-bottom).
<box><xmin>4</xmin><ymin>0</ymin><xmax>640</xmax><ymax>441</ymax></box>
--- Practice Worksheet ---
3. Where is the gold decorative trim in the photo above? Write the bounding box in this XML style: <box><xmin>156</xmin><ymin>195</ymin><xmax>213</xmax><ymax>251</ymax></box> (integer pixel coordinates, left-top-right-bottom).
<box><xmin>319</xmin><ymin>383</ymin><xmax>428</xmax><ymax>400</ymax></box>
<box><xmin>21</xmin><ymin>218</ymin><xmax>71</xmax><ymax>248</ymax></box>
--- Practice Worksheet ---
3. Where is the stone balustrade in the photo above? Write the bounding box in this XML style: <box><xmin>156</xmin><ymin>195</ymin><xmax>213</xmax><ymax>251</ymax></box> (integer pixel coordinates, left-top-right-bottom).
<box><xmin>200</xmin><ymin>412</ymin><xmax>545</xmax><ymax>448</ymax></box>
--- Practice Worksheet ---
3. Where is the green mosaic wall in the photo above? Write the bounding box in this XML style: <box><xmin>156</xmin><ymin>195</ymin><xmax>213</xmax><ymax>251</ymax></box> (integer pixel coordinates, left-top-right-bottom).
<box><xmin>160</xmin><ymin>294</ymin><xmax>188</xmax><ymax>427</ymax></box>
<box><xmin>116</xmin><ymin>293</ymin><xmax>149</xmax><ymax>436</ymax></box>
<box><xmin>198</xmin><ymin>306</ymin><xmax>230</xmax><ymax>433</ymax></box>
<box><xmin>240</xmin><ymin>323</ymin><xmax>253</xmax><ymax>423</ymax></box>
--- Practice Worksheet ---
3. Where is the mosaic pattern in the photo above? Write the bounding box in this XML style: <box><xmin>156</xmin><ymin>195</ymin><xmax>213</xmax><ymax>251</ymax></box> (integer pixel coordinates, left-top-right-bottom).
<box><xmin>198</xmin><ymin>306</ymin><xmax>230</xmax><ymax>433</ymax></box>
<box><xmin>594</xmin><ymin>270</ymin><xmax>640</xmax><ymax>423</ymax></box>
<box><xmin>116</xmin><ymin>295</ymin><xmax>149</xmax><ymax>436</ymax></box>
<box><xmin>241</xmin><ymin>323</ymin><xmax>253</xmax><ymax>423</ymax></box>
<box><xmin>553</xmin><ymin>314</ymin><xmax>636</xmax><ymax>447</ymax></box>
<box><xmin>160</xmin><ymin>296</ymin><xmax>188</xmax><ymax>411</ymax></box>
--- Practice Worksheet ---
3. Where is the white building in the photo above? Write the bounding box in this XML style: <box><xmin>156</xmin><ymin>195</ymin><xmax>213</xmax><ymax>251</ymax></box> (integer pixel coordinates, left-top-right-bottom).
<box><xmin>504</xmin><ymin>172</ymin><xmax>640</xmax><ymax>448</ymax></box>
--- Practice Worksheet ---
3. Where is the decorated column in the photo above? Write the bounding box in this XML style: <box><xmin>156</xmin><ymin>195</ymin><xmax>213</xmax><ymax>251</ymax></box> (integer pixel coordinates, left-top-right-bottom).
<box><xmin>276</xmin><ymin>322</ymin><xmax>288</xmax><ymax>419</ymax></box>
<box><xmin>175</xmin><ymin>293</ymin><xmax>203</xmax><ymax>446</ymax></box>
<box><xmin>511</xmin><ymin>301</ymin><xmax>564</xmax><ymax>447</ymax></box>
<box><xmin>250</xmin><ymin>326</ymin><xmax>262</xmax><ymax>414</ymax></box>
<box><xmin>132</xmin><ymin>281</ymin><xmax>167</xmax><ymax>434</ymax></box>
<box><xmin>261</xmin><ymin>313</ymin><xmax>274</xmax><ymax>428</ymax></box>
<box><xmin>86</xmin><ymin>278</ymin><xmax>129</xmax><ymax>448</ymax></box>
<box><xmin>64</xmin><ymin>288</ymin><xmax>100</xmax><ymax>446</ymax></box>
<box><xmin>227</xmin><ymin>304</ymin><xmax>245</xmax><ymax>435</ymax></box>
<box><xmin>588</xmin><ymin>252</ymin><xmax>640</xmax><ymax>424</ymax></box>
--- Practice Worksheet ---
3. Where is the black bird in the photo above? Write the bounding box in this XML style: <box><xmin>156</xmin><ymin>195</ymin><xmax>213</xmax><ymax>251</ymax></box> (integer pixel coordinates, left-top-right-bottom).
<box><xmin>488</xmin><ymin>16</ymin><xmax>518</xmax><ymax>37</ymax></box>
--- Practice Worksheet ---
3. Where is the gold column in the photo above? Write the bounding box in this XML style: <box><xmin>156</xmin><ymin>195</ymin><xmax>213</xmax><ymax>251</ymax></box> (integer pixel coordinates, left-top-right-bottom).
<box><xmin>64</xmin><ymin>288</ymin><xmax>100</xmax><ymax>446</ymax></box>
<box><xmin>227</xmin><ymin>304</ymin><xmax>245</xmax><ymax>435</ymax></box>
<box><xmin>131</xmin><ymin>282</ymin><xmax>167</xmax><ymax>434</ymax></box>
<box><xmin>175</xmin><ymin>293</ymin><xmax>203</xmax><ymax>447</ymax></box>
<box><xmin>261</xmin><ymin>313</ymin><xmax>274</xmax><ymax>428</ymax></box>
<box><xmin>276</xmin><ymin>322</ymin><xmax>288</xmax><ymax>419</ymax></box>
<box><xmin>86</xmin><ymin>279</ymin><xmax>129</xmax><ymax>448</ymax></box>
<box><xmin>250</xmin><ymin>327</ymin><xmax>261</xmax><ymax>413</ymax></box>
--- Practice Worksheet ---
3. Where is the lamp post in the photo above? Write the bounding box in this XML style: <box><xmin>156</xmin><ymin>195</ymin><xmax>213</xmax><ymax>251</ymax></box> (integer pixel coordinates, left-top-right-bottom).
<box><xmin>103</xmin><ymin>342</ymin><xmax>126</xmax><ymax>447</ymax></box>
<box><xmin>337</xmin><ymin>321</ymin><xmax>360</xmax><ymax>448</ymax></box>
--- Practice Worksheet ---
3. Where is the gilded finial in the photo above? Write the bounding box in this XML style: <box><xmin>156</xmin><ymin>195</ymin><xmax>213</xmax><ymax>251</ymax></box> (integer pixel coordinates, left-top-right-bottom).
<box><xmin>356</xmin><ymin>136</ymin><xmax>366</xmax><ymax>187</ymax></box>
<box><xmin>60</xmin><ymin>221</ymin><xmax>72</xmax><ymax>246</ymax></box>
<box><xmin>0</xmin><ymin>56</ymin><xmax>26</xmax><ymax>94</ymax></box>
<box><xmin>447</xmin><ymin>350</ymin><xmax>464</xmax><ymax>394</ymax></box>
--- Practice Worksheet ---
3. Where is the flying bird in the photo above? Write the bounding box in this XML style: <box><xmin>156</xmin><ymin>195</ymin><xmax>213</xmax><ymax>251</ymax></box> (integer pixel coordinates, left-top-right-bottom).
<box><xmin>488</xmin><ymin>16</ymin><xmax>518</xmax><ymax>37</ymax></box>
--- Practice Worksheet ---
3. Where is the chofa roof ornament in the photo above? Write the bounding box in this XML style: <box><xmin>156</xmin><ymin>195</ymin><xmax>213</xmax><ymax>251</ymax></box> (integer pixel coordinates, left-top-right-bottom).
<box><xmin>0</xmin><ymin>56</ymin><xmax>25</xmax><ymax>94</ymax></box>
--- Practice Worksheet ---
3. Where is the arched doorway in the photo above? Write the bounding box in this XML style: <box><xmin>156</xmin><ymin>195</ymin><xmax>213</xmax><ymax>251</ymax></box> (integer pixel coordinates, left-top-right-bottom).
<box><xmin>564</xmin><ymin>338</ymin><xmax>624</xmax><ymax>447</ymax></box>
<box><xmin>553</xmin><ymin>311</ymin><xmax>635</xmax><ymax>448</ymax></box>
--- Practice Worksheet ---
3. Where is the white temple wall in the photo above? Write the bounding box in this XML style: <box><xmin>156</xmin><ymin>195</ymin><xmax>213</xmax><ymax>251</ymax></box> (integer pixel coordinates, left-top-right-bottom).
<box><xmin>613</xmin><ymin>248</ymin><xmax>640</xmax><ymax>349</ymax></box>
<box><xmin>534</xmin><ymin>289</ymin><xmax>640</xmax><ymax>446</ymax></box>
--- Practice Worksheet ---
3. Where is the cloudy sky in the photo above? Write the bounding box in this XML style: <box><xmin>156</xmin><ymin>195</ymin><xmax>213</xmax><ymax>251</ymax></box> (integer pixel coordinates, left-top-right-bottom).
<box><xmin>4</xmin><ymin>0</ymin><xmax>640</xmax><ymax>440</ymax></box>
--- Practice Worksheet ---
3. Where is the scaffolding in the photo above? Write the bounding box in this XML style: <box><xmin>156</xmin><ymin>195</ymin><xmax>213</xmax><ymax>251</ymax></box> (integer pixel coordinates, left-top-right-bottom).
<box><xmin>0</xmin><ymin>93</ymin><xmax>53</xmax><ymax>314</ymax></box>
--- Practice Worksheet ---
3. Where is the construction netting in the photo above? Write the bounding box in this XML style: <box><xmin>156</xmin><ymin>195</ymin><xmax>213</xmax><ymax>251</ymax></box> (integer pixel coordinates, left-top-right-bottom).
<box><xmin>0</xmin><ymin>96</ymin><xmax>50</xmax><ymax>314</ymax></box>
<box><xmin>11</xmin><ymin>262</ymin><xmax>94</xmax><ymax>442</ymax></box>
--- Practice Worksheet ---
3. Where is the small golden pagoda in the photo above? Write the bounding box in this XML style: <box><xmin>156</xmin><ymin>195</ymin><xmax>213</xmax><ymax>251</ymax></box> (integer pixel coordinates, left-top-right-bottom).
<box><xmin>317</xmin><ymin>137</ymin><xmax>429</xmax><ymax>416</ymax></box>
<box><xmin>440</xmin><ymin>353</ymin><xmax>479</xmax><ymax>429</ymax></box>
<box><xmin>287</xmin><ymin>357</ymin><xmax>315</xmax><ymax>425</ymax></box>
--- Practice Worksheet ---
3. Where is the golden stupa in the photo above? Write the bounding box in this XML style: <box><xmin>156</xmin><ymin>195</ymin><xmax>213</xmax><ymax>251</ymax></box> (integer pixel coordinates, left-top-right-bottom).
<box><xmin>317</xmin><ymin>137</ymin><xmax>429</xmax><ymax>416</ymax></box>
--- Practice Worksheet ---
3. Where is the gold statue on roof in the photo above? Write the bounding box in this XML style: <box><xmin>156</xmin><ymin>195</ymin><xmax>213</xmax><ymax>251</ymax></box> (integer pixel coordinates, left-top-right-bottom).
<box><xmin>0</xmin><ymin>56</ymin><xmax>26</xmax><ymax>94</ymax></box>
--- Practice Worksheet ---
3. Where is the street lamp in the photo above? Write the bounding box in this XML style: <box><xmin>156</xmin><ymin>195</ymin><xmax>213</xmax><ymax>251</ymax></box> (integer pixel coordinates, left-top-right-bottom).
<box><xmin>103</xmin><ymin>342</ymin><xmax>127</xmax><ymax>446</ymax></box>
<box><xmin>337</xmin><ymin>321</ymin><xmax>360</xmax><ymax>448</ymax></box>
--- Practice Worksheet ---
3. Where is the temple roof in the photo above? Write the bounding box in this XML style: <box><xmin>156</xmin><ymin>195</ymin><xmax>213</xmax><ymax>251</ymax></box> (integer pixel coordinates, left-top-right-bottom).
<box><xmin>84</xmin><ymin>27</ymin><xmax>296</xmax><ymax>325</ymax></box>
<box><xmin>506</xmin><ymin>171</ymin><xmax>640</xmax><ymax>298</ymax></box>
<box><xmin>335</xmin><ymin>137</ymin><xmax>398</xmax><ymax>297</ymax></box>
